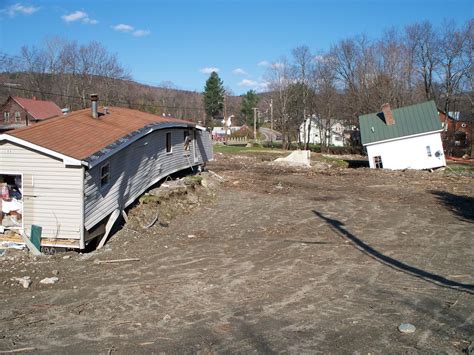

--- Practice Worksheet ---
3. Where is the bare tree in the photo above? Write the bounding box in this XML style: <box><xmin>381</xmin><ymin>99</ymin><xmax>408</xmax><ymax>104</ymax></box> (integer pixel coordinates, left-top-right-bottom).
<box><xmin>405</xmin><ymin>21</ymin><xmax>440</xmax><ymax>100</ymax></box>
<box><xmin>292</xmin><ymin>45</ymin><xmax>315</xmax><ymax>149</ymax></box>
<box><xmin>266</xmin><ymin>57</ymin><xmax>297</xmax><ymax>149</ymax></box>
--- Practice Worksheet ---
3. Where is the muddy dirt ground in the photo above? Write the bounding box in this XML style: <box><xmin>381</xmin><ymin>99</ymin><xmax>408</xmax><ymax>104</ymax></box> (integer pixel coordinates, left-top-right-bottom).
<box><xmin>1</xmin><ymin>151</ymin><xmax>473</xmax><ymax>353</ymax></box>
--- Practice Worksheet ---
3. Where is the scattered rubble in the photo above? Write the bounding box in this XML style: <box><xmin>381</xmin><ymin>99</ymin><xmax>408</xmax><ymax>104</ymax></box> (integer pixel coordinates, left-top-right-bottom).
<box><xmin>274</xmin><ymin>150</ymin><xmax>311</xmax><ymax>167</ymax></box>
<box><xmin>12</xmin><ymin>276</ymin><xmax>31</xmax><ymax>288</ymax></box>
<box><xmin>39</xmin><ymin>277</ymin><xmax>59</xmax><ymax>285</ymax></box>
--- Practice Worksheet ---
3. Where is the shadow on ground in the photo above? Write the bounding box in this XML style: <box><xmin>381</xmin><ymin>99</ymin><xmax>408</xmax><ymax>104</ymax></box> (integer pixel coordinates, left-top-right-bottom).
<box><xmin>313</xmin><ymin>210</ymin><xmax>474</xmax><ymax>294</ymax></box>
<box><xmin>430</xmin><ymin>190</ymin><xmax>474</xmax><ymax>222</ymax></box>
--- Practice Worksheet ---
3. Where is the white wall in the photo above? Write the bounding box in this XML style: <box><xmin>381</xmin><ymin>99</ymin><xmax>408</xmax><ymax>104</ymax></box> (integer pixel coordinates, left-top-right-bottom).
<box><xmin>299</xmin><ymin>119</ymin><xmax>344</xmax><ymax>147</ymax></box>
<box><xmin>0</xmin><ymin>142</ymin><xmax>83</xmax><ymax>244</ymax></box>
<box><xmin>366</xmin><ymin>132</ymin><xmax>446</xmax><ymax>170</ymax></box>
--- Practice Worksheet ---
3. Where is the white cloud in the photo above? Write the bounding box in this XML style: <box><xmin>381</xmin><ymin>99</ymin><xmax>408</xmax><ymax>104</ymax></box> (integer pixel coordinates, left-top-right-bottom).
<box><xmin>83</xmin><ymin>18</ymin><xmax>98</xmax><ymax>25</ymax></box>
<box><xmin>238</xmin><ymin>79</ymin><xmax>258</xmax><ymax>87</ymax></box>
<box><xmin>62</xmin><ymin>10</ymin><xmax>97</xmax><ymax>24</ymax></box>
<box><xmin>257</xmin><ymin>60</ymin><xmax>270</xmax><ymax>67</ymax></box>
<box><xmin>199</xmin><ymin>67</ymin><xmax>219</xmax><ymax>74</ymax></box>
<box><xmin>133</xmin><ymin>29</ymin><xmax>150</xmax><ymax>37</ymax></box>
<box><xmin>271</xmin><ymin>62</ymin><xmax>284</xmax><ymax>69</ymax></box>
<box><xmin>112</xmin><ymin>24</ymin><xmax>150</xmax><ymax>37</ymax></box>
<box><xmin>232</xmin><ymin>68</ymin><xmax>247</xmax><ymax>76</ymax></box>
<box><xmin>2</xmin><ymin>3</ymin><xmax>39</xmax><ymax>17</ymax></box>
<box><xmin>112</xmin><ymin>23</ymin><xmax>134</xmax><ymax>32</ymax></box>
<box><xmin>238</xmin><ymin>79</ymin><xmax>269</xmax><ymax>91</ymax></box>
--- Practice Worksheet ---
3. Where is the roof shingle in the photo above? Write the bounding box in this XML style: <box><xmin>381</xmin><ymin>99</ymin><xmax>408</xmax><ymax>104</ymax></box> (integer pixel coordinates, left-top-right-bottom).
<box><xmin>13</xmin><ymin>96</ymin><xmax>62</xmax><ymax>120</ymax></box>
<box><xmin>8</xmin><ymin>107</ymin><xmax>194</xmax><ymax>160</ymax></box>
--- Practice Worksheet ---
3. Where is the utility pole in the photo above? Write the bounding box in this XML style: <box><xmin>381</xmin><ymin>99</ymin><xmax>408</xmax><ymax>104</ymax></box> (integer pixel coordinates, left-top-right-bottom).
<box><xmin>270</xmin><ymin>98</ymin><xmax>274</xmax><ymax>131</ymax></box>
<box><xmin>253</xmin><ymin>107</ymin><xmax>258</xmax><ymax>140</ymax></box>
<box><xmin>223</xmin><ymin>94</ymin><xmax>227</xmax><ymax>121</ymax></box>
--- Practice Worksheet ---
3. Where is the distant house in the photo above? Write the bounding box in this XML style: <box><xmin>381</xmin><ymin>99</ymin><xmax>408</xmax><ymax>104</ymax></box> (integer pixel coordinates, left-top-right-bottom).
<box><xmin>0</xmin><ymin>96</ymin><xmax>63</xmax><ymax>132</ymax></box>
<box><xmin>0</xmin><ymin>95</ymin><xmax>212</xmax><ymax>249</ymax></box>
<box><xmin>359</xmin><ymin>101</ymin><xmax>446</xmax><ymax>170</ymax></box>
<box><xmin>438</xmin><ymin>110</ymin><xmax>472</xmax><ymax>157</ymax></box>
<box><xmin>299</xmin><ymin>116</ymin><xmax>345</xmax><ymax>147</ymax></box>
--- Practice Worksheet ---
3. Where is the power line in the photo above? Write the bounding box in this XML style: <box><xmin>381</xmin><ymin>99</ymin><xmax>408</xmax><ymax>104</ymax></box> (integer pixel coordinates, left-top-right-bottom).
<box><xmin>0</xmin><ymin>84</ymin><xmax>206</xmax><ymax>111</ymax></box>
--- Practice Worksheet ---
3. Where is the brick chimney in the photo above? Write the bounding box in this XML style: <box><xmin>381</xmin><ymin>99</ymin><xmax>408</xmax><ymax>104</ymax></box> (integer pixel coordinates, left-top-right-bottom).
<box><xmin>381</xmin><ymin>103</ymin><xmax>395</xmax><ymax>125</ymax></box>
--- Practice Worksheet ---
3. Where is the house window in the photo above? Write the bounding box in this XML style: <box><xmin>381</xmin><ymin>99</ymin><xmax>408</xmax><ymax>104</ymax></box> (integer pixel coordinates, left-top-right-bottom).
<box><xmin>183</xmin><ymin>130</ymin><xmax>191</xmax><ymax>151</ymax></box>
<box><xmin>426</xmin><ymin>146</ymin><xmax>432</xmax><ymax>157</ymax></box>
<box><xmin>3</xmin><ymin>112</ymin><xmax>9</xmax><ymax>122</ymax></box>
<box><xmin>100</xmin><ymin>162</ymin><xmax>110</xmax><ymax>188</ymax></box>
<box><xmin>166</xmin><ymin>132</ymin><xmax>172</xmax><ymax>153</ymax></box>
<box><xmin>14</xmin><ymin>111</ymin><xmax>21</xmax><ymax>122</ymax></box>
<box><xmin>373</xmin><ymin>156</ymin><xmax>383</xmax><ymax>169</ymax></box>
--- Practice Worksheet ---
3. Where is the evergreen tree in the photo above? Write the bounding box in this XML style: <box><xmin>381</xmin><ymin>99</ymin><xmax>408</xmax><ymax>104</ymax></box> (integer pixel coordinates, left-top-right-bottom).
<box><xmin>203</xmin><ymin>72</ymin><xmax>225</xmax><ymax>121</ymax></box>
<box><xmin>240</xmin><ymin>89</ymin><xmax>259</xmax><ymax>127</ymax></box>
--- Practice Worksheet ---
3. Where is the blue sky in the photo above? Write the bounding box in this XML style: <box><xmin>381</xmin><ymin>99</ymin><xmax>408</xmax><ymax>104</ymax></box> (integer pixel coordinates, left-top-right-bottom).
<box><xmin>0</xmin><ymin>0</ymin><xmax>473</xmax><ymax>95</ymax></box>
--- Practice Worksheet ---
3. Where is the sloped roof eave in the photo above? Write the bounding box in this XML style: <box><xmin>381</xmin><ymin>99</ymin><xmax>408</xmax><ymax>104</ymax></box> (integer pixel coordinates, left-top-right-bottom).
<box><xmin>362</xmin><ymin>128</ymin><xmax>444</xmax><ymax>146</ymax></box>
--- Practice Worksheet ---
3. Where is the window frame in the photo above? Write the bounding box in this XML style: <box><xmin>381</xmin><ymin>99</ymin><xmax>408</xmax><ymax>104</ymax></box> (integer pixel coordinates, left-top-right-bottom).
<box><xmin>165</xmin><ymin>132</ymin><xmax>172</xmax><ymax>154</ymax></box>
<box><xmin>373</xmin><ymin>156</ymin><xmax>383</xmax><ymax>169</ymax></box>
<box><xmin>3</xmin><ymin>111</ymin><xmax>10</xmax><ymax>122</ymax></box>
<box><xmin>100</xmin><ymin>162</ymin><xmax>111</xmax><ymax>189</ymax></box>
<box><xmin>426</xmin><ymin>145</ymin><xmax>432</xmax><ymax>157</ymax></box>
<box><xmin>14</xmin><ymin>111</ymin><xmax>21</xmax><ymax>122</ymax></box>
<box><xmin>183</xmin><ymin>130</ymin><xmax>191</xmax><ymax>151</ymax></box>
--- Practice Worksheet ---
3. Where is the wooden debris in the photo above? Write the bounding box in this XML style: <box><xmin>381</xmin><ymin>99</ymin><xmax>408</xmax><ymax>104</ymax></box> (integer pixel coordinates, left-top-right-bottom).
<box><xmin>0</xmin><ymin>348</ymin><xmax>36</xmax><ymax>353</ymax></box>
<box><xmin>19</xmin><ymin>232</ymin><xmax>42</xmax><ymax>256</ymax></box>
<box><xmin>96</xmin><ymin>258</ymin><xmax>140</xmax><ymax>264</ymax></box>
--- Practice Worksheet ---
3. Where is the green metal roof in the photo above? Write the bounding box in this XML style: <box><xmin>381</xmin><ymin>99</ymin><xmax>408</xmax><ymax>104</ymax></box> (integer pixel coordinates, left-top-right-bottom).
<box><xmin>359</xmin><ymin>101</ymin><xmax>442</xmax><ymax>145</ymax></box>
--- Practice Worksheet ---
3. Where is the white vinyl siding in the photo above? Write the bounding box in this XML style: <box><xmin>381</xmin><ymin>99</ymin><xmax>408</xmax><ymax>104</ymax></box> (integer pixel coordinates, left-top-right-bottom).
<box><xmin>0</xmin><ymin>141</ymin><xmax>83</xmax><ymax>241</ymax></box>
<box><xmin>366</xmin><ymin>132</ymin><xmax>445</xmax><ymax>170</ymax></box>
<box><xmin>83</xmin><ymin>128</ymin><xmax>212</xmax><ymax>230</ymax></box>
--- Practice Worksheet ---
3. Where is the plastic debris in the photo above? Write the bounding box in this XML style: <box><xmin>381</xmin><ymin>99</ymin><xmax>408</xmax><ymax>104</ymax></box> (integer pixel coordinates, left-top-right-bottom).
<box><xmin>398</xmin><ymin>323</ymin><xmax>416</xmax><ymax>333</ymax></box>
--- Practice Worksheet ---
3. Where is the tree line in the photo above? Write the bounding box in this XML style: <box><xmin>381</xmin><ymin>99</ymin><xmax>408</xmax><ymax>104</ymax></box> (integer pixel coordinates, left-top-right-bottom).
<box><xmin>0</xmin><ymin>37</ymin><xmax>206</xmax><ymax>120</ymax></box>
<box><xmin>264</xmin><ymin>19</ymin><xmax>473</xmax><ymax>149</ymax></box>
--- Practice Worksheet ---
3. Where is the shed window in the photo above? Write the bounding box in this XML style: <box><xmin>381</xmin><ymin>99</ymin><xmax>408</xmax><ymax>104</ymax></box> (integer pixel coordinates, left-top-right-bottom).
<box><xmin>426</xmin><ymin>146</ymin><xmax>432</xmax><ymax>157</ymax></box>
<box><xmin>373</xmin><ymin>156</ymin><xmax>383</xmax><ymax>169</ymax></box>
<box><xmin>100</xmin><ymin>162</ymin><xmax>110</xmax><ymax>188</ymax></box>
<box><xmin>166</xmin><ymin>132</ymin><xmax>172</xmax><ymax>153</ymax></box>
<box><xmin>14</xmin><ymin>111</ymin><xmax>21</xmax><ymax>121</ymax></box>
<box><xmin>3</xmin><ymin>112</ymin><xmax>9</xmax><ymax>122</ymax></box>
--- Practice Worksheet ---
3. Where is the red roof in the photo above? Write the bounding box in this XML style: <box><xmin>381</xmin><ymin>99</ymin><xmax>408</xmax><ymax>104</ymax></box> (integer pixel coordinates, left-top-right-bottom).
<box><xmin>13</xmin><ymin>96</ymin><xmax>62</xmax><ymax>120</ymax></box>
<box><xmin>8</xmin><ymin>107</ymin><xmax>193</xmax><ymax>160</ymax></box>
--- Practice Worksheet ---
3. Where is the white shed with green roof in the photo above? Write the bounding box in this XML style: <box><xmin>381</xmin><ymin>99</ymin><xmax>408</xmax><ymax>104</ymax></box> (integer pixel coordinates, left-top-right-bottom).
<box><xmin>359</xmin><ymin>101</ymin><xmax>446</xmax><ymax>170</ymax></box>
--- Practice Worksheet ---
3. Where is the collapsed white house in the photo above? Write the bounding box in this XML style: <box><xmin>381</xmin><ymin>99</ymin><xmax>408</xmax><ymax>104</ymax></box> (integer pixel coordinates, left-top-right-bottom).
<box><xmin>0</xmin><ymin>96</ymin><xmax>212</xmax><ymax>249</ymax></box>
<box><xmin>359</xmin><ymin>101</ymin><xmax>446</xmax><ymax>170</ymax></box>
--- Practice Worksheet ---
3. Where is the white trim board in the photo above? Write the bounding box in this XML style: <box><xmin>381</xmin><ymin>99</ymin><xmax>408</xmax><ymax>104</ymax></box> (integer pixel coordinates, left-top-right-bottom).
<box><xmin>0</xmin><ymin>134</ymin><xmax>83</xmax><ymax>167</ymax></box>
<box><xmin>363</xmin><ymin>129</ymin><xmax>443</xmax><ymax>147</ymax></box>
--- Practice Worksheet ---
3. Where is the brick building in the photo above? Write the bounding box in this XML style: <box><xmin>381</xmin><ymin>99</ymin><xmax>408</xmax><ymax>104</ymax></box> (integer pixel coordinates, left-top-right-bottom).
<box><xmin>438</xmin><ymin>110</ymin><xmax>472</xmax><ymax>157</ymax></box>
<box><xmin>1</xmin><ymin>96</ymin><xmax>63</xmax><ymax>132</ymax></box>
